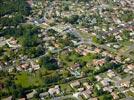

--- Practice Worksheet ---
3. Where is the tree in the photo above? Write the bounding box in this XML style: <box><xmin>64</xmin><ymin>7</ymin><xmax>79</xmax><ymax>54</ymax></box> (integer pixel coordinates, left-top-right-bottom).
<box><xmin>121</xmin><ymin>11</ymin><xmax>133</xmax><ymax>22</ymax></box>
<box><xmin>88</xmin><ymin>76</ymin><xmax>96</xmax><ymax>82</ymax></box>
<box><xmin>67</xmin><ymin>15</ymin><xmax>79</xmax><ymax>24</ymax></box>
<box><xmin>93</xmin><ymin>87</ymin><xmax>103</xmax><ymax>96</ymax></box>
<box><xmin>0</xmin><ymin>0</ymin><xmax>31</xmax><ymax>36</ymax></box>
<box><xmin>20</xmin><ymin>25</ymin><xmax>40</xmax><ymax>47</ymax></box>
<box><xmin>62</xmin><ymin>70</ymin><xmax>70</xmax><ymax>78</ymax></box>
<box><xmin>2</xmin><ymin>55</ymin><xmax>10</xmax><ymax>62</ymax></box>
<box><xmin>99</xmin><ymin>94</ymin><xmax>112</xmax><ymax>100</ymax></box>
<box><xmin>44</xmin><ymin>72</ymin><xmax>60</xmax><ymax>85</ymax></box>
<box><xmin>39</xmin><ymin>56</ymin><xmax>59</xmax><ymax>70</ymax></box>
<box><xmin>92</xmin><ymin>36</ymin><xmax>104</xmax><ymax>44</ymax></box>
<box><xmin>0</xmin><ymin>47</ymin><xmax>3</xmax><ymax>56</ymax></box>
<box><xmin>63</xmin><ymin>4</ymin><xmax>69</xmax><ymax>11</ymax></box>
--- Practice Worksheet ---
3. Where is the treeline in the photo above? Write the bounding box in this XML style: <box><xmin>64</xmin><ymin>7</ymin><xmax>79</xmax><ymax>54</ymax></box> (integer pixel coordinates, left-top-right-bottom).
<box><xmin>0</xmin><ymin>0</ymin><xmax>31</xmax><ymax>36</ymax></box>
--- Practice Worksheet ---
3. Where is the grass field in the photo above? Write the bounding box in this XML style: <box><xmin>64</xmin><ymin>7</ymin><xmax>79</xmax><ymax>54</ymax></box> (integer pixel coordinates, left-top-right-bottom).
<box><xmin>60</xmin><ymin>84</ymin><xmax>73</xmax><ymax>94</ymax></box>
<box><xmin>15</xmin><ymin>72</ymin><xmax>43</xmax><ymax>88</ymax></box>
<box><xmin>59</xmin><ymin>52</ymin><xmax>95</xmax><ymax>67</ymax></box>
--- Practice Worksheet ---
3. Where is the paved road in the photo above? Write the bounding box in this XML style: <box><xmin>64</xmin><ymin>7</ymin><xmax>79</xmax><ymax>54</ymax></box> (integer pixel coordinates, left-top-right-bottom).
<box><xmin>51</xmin><ymin>95</ymin><xmax>79</xmax><ymax>100</ymax></box>
<box><xmin>102</xmin><ymin>21</ymin><xmax>133</xmax><ymax>35</ymax></box>
<box><xmin>83</xmin><ymin>21</ymin><xmax>134</xmax><ymax>60</ymax></box>
<box><xmin>120</xmin><ymin>97</ymin><xmax>134</xmax><ymax>100</ymax></box>
<box><xmin>113</xmin><ymin>73</ymin><xmax>134</xmax><ymax>100</ymax></box>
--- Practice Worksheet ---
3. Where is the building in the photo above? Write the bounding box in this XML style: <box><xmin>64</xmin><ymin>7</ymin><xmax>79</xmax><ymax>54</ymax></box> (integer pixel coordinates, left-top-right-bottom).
<box><xmin>88</xmin><ymin>98</ymin><xmax>98</xmax><ymax>100</ymax></box>
<box><xmin>130</xmin><ymin>87</ymin><xmax>134</xmax><ymax>93</ymax></box>
<box><xmin>94</xmin><ymin>48</ymin><xmax>101</xmax><ymax>53</ymax></box>
<box><xmin>70</xmin><ymin>81</ymin><xmax>80</xmax><ymax>89</ymax></box>
<box><xmin>6</xmin><ymin>37</ymin><xmax>21</xmax><ymax>48</ymax></box>
<box><xmin>83</xmin><ymin>82</ymin><xmax>92</xmax><ymax>90</ymax></box>
<box><xmin>93</xmin><ymin>59</ymin><xmax>105</xmax><ymax>66</ymax></box>
<box><xmin>2</xmin><ymin>96</ymin><xmax>12</xmax><ymax>100</ymax></box>
<box><xmin>39</xmin><ymin>92</ymin><xmax>49</xmax><ymax>99</ymax></box>
<box><xmin>18</xmin><ymin>98</ymin><xmax>26</xmax><ymax>100</ymax></box>
<box><xmin>107</xmin><ymin>70</ymin><xmax>116</xmax><ymax>78</ymax></box>
<box><xmin>127</xmin><ymin>64</ymin><xmax>134</xmax><ymax>70</ymax></box>
<box><xmin>26</xmin><ymin>90</ymin><xmax>37</xmax><ymax>99</ymax></box>
<box><xmin>48</xmin><ymin>85</ymin><xmax>60</xmax><ymax>96</ymax></box>
<box><xmin>0</xmin><ymin>82</ymin><xmax>4</xmax><ymax>89</ymax></box>
<box><xmin>101</xmin><ymin>78</ymin><xmax>111</xmax><ymax>87</ymax></box>
<box><xmin>30</xmin><ymin>61</ymin><xmax>40</xmax><ymax>71</ymax></box>
<box><xmin>82</xmin><ymin>90</ymin><xmax>92</xmax><ymax>99</ymax></box>
<box><xmin>27</xmin><ymin>0</ymin><xmax>34</xmax><ymax>7</ymax></box>
<box><xmin>111</xmin><ymin>92</ymin><xmax>119</xmax><ymax>100</ymax></box>
<box><xmin>71</xmin><ymin>63</ymin><xmax>81</xmax><ymax>70</ymax></box>
<box><xmin>103</xmin><ymin>87</ymin><xmax>113</xmax><ymax>93</ymax></box>
<box><xmin>95</xmin><ymin>75</ymin><xmax>102</xmax><ymax>81</ymax></box>
<box><xmin>19</xmin><ymin>63</ymin><xmax>30</xmax><ymax>70</ymax></box>
<box><xmin>120</xmin><ymin>80</ymin><xmax>130</xmax><ymax>88</ymax></box>
<box><xmin>78</xmin><ymin>88</ymin><xmax>84</xmax><ymax>92</ymax></box>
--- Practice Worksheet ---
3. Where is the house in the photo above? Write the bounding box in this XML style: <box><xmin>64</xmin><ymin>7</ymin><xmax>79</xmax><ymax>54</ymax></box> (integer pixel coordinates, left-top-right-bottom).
<box><xmin>126</xmin><ymin>64</ymin><xmax>134</xmax><ymax>70</ymax></box>
<box><xmin>82</xmin><ymin>49</ymin><xmax>91</xmax><ymax>56</ymax></box>
<box><xmin>103</xmin><ymin>87</ymin><xmax>113</xmax><ymax>93</ymax></box>
<box><xmin>111</xmin><ymin>92</ymin><xmax>119</xmax><ymax>100</ymax></box>
<box><xmin>0</xmin><ymin>66</ymin><xmax>2</xmax><ymax>70</ymax></box>
<box><xmin>115</xmin><ymin>56</ymin><xmax>121</xmax><ymax>62</ymax></box>
<box><xmin>88</xmin><ymin>98</ymin><xmax>98</xmax><ymax>100</ymax></box>
<box><xmin>18</xmin><ymin>98</ymin><xmax>26</xmax><ymax>100</ymax></box>
<box><xmin>39</xmin><ymin>92</ymin><xmax>49</xmax><ymax>99</ymax></box>
<box><xmin>75</xmin><ymin>45</ymin><xmax>95</xmax><ymax>56</ymax></box>
<box><xmin>30</xmin><ymin>61</ymin><xmax>40</xmax><ymax>71</ymax></box>
<box><xmin>130</xmin><ymin>32</ymin><xmax>134</xmax><ymax>36</ymax></box>
<box><xmin>20</xmin><ymin>63</ymin><xmax>30</xmax><ymax>70</ymax></box>
<box><xmin>26</xmin><ymin>90</ymin><xmax>37</xmax><ymax>99</ymax></box>
<box><xmin>16</xmin><ymin>66</ymin><xmax>22</xmax><ymax>71</ymax></box>
<box><xmin>71</xmin><ymin>63</ymin><xmax>81</xmax><ymax>70</ymax></box>
<box><xmin>124</xmin><ymin>68</ymin><xmax>130</xmax><ymax>73</ymax></box>
<box><xmin>95</xmin><ymin>75</ymin><xmax>102</xmax><ymax>81</ymax></box>
<box><xmin>27</xmin><ymin>0</ymin><xmax>34</xmax><ymax>7</ymax></box>
<box><xmin>115</xmin><ymin>35</ymin><xmax>122</xmax><ymax>41</ymax></box>
<box><xmin>120</xmin><ymin>80</ymin><xmax>130</xmax><ymax>87</ymax></box>
<box><xmin>8</xmin><ymin>67</ymin><xmax>14</xmax><ymax>73</ymax></box>
<box><xmin>107</xmin><ymin>70</ymin><xmax>116</xmax><ymax>78</ymax></box>
<box><xmin>2</xmin><ymin>96</ymin><xmax>13</xmax><ymax>100</ymax></box>
<box><xmin>130</xmin><ymin>87</ymin><xmax>134</xmax><ymax>93</ymax></box>
<box><xmin>82</xmin><ymin>90</ymin><xmax>92</xmax><ymax>99</ymax></box>
<box><xmin>92</xmin><ymin>33</ymin><xmax>97</xmax><ymax>36</ymax></box>
<box><xmin>93</xmin><ymin>59</ymin><xmax>105</xmax><ymax>66</ymax></box>
<box><xmin>73</xmin><ymin>92</ymin><xmax>81</xmax><ymax>98</ymax></box>
<box><xmin>78</xmin><ymin>88</ymin><xmax>84</xmax><ymax>92</ymax></box>
<box><xmin>69</xmin><ymin>70</ymin><xmax>81</xmax><ymax>77</ymax></box>
<box><xmin>94</xmin><ymin>48</ymin><xmax>101</xmax><ymax>53</ymax></box>
<box><xmin>106</xmin><ymin>43</ymin><xmax>111</xmax><ymax>47</ymax></box>
<box><xmin>70</xmin><ymin>81</ymin><xmax>80</xmax><ymax>89</ymax></box>
<box><xmin>0</xmin><ymin>82</ymin><xmax>4</xmax><ymax>89</ymax></box>
<box><xmin>0</xmin><ymin>37</ymin><xmax>6</xmax><ymax>47</ymax></box>
<box><xmin>0</xmin><ymin>61</ymin><xmax>4</xmax><ymax>70</ymax></box>
<box><xmin>129</xmin><ymin>39</ymin><xmax>134</xmax><ymax>42</ymax></box>
<box><xmin>102</xmin><ymin>51</ymin><xmax>109</xmax><ymax>56</ymax></box>
<box><xmin>6</xmin><ymin>37</ymin><xmax>21</xmax><ymax>48</ymax></box>
<box><xmin>102</xmin><ymin>51</ymin><xmax>113</xmax><ymax>58</ymax></box>
<box><xmin>48</xmin><ymin>85</ymin><xmax>60</xmax><ymax>96</ymax></box>
<box><xmin>113</xmin><ymin>45</ymin><xmax>120</xmax><ymax>49</ymax></box>
<box><xmin>83</xmin><ymin>82</ymin><xmax>92</xmax><ymax>90</ymax></box>
<box><xmin>101</xmin><ymin>78</ymin><xmax>111</xmax><ymax>87</ymax></box>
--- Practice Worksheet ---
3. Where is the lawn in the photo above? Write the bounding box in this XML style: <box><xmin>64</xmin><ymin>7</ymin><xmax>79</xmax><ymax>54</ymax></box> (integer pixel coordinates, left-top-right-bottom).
<box><xmin>62</xmin><ymin>97</ymin><xmax>77</xmax><ymax>100</ymax></box>
<box><xmin>15</xmin><ymin>72</ymin><xmax>43</xmax><ymax>88</ymax></box>
<box><xmin>80</xmin><ymin>54</ymin><xmax>95</xmax><ymax>62</ymax></box>
<box><xmin>59</xmin><ymin>52</ymin><xmax>95</xmax><ymax>67</ymax></box>
<box><xmin>126</xmin><ymin>91</ymin><xmax>134</xmax><ymax>97</ymax></box>
<box><xmin>60</xmin><ymin>84</ymin><xmax>73</xmax><ymax>94</ymax></box>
